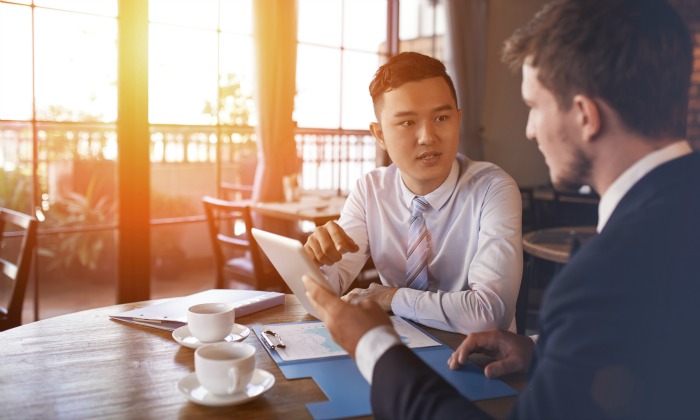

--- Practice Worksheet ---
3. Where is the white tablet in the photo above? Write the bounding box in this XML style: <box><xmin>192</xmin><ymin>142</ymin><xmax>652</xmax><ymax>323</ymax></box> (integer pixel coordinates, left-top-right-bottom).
<box><xmin>251</xmin><ymin>228</ymin><xmax>333</xmax><ymax>319</ymax></box>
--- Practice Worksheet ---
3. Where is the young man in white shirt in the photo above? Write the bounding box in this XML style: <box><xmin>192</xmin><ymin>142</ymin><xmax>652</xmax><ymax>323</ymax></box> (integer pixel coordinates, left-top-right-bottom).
<box><xmin>304</xmin><ymin>0</ymin><xmax>700</xmax><ymax>418</ymax></box>
<box><xmin>304</xmin><ymin>52</ymin><xmax>522</xmax><ymax>334</ymax></box>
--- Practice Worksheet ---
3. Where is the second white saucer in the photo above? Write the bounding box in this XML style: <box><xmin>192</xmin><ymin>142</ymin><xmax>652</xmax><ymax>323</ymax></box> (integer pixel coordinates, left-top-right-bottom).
<box><xmin>177</xmin><ymin>369</ymin><xmax>275</xmax><ymax>407</ymax></box>
<box><xmin>172</xmin><ymin>324</ymin><xmax>251</xmax><ymax>349</ymax></box>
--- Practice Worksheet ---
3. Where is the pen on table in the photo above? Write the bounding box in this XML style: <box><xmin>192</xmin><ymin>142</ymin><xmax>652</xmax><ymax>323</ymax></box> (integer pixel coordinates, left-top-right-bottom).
<box><xmin>131</xmin><ymin>317</ymin><xmax>165</xmax><ymax>324</ymax></box>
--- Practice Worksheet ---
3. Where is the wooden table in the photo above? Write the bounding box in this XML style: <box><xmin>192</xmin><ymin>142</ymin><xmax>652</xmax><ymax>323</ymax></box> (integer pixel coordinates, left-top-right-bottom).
<box><xmin>0</xmin><ymin>295</ymin><xmax>524</xmax><ymax>419</ymax></box>
<box><xmin>253</xmin><ymin>195</ymin><xmax>346</xmax><ymax>227</ymax></box>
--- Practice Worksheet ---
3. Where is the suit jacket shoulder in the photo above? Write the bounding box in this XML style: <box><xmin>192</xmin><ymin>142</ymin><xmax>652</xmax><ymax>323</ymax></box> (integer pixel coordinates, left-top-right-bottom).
<box><xmin>517</xmin><ymin>152</ymin><xmax>700</xmax><ymax>419</ymax></box>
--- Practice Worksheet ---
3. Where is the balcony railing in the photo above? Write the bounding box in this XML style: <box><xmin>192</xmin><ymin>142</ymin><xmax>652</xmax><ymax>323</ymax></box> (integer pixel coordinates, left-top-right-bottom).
<box><xmin>1</xmin><ymin>122</ymin><xmax>376</xmax><ymax>198</ymax></box>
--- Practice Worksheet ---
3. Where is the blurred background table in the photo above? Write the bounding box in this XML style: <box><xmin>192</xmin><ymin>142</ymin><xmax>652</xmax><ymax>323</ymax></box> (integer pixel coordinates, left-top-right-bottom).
<box><xmin>0</xmin><ymin>295</ymin><xmax>524</xmax><ymax>419</ymax></box>
<box><xmin>253</xmin><ymin>195</ymin><xmax>346</xmax><ymax>227</ymax></box>
<box><xmin>518</xmin><ymin>226</ymin><xmax>597</xmax><ymax>333</ymax></box>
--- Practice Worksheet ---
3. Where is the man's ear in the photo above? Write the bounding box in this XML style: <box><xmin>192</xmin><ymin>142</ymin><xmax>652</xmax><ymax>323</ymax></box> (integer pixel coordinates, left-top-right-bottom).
<box><xmin>573</xmin><ymin>94</ymin><xmax>601</xmax><ymax>143</ymax></box>
<box><xmin>370</xmin><ymin>122</ymin><xmax>387</xmax><ymax>150</ymax></box>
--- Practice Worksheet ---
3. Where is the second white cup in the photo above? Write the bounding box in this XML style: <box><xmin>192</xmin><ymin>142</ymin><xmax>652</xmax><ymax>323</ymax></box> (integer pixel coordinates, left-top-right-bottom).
<box><xmin>195</xmin><ymin>342</ymin><xmax>256</xmax><ymax>395</ymax></box>
<box><xmin>187</xmin><ymin>302</ymin><xmax>235</xmax><ymax>343</ymax></box>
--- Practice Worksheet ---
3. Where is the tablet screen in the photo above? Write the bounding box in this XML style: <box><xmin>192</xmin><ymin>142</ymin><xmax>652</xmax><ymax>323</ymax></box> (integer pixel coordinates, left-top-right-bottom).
<box><xmin>251</xmin><ymin>228</ymin><xmax>333</xmax><ymax>319</ymax></box>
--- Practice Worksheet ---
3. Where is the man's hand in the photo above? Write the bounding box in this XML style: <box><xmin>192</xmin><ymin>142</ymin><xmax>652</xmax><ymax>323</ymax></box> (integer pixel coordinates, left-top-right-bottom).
<box><xmin>304</xmin><ymin>221</ymin><xmax>360</xmax><ymax>266</ymax></box>
<box><xmin>303</xmin><ymin>275</ymin><xmax>392</xmax><ymax>359</ymax></box>
<box><xmin>341</xmin><ymin>282</ymin><xmax>398</xmax><ymax>312</ymax></box>
<box><xmin>447</xmin><ymin>330</ymin><xmax>535</xmax><ymax>378</ymax></box>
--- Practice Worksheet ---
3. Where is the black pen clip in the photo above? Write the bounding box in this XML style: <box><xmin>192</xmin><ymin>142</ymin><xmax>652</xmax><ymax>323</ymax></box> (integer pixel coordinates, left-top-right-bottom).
<box><xmin>263</xmin><ymin>330</ymin><xmax>286</xmax><ymax>349</ymax></box>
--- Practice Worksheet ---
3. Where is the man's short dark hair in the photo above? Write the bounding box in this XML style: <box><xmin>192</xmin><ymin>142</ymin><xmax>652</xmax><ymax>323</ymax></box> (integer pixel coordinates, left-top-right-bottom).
<box><xmin>369</xmin><ymin>52</ymin><xmax>459</xmax><ymax>117</ymax></box>
<box><xmin>503</xmin><ymin>0</ymin><xmax>692</xmax><ymax>140</ymax></box>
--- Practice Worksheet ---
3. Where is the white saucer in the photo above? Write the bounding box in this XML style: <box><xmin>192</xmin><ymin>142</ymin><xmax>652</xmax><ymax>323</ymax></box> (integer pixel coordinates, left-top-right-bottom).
<box><xmin>172</xmin><ymin>324</ymin><xmax>251</xmax><ymax>349</ymax></box>
<box><xmin>177</xmin><ymin>369</ymin><xmax>275</xmax><ymax>407</ymax></box>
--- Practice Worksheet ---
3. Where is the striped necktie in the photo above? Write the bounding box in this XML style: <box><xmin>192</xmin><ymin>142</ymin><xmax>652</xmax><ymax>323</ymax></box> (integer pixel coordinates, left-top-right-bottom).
<box><xmin>406</xmin><ymin>196</ymin><xmax>430</xmax><ymax>290</ymax></box>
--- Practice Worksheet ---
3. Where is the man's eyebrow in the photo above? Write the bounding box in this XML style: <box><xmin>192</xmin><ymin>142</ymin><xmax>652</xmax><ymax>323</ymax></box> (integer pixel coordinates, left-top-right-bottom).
<box><xmin>391</xmin><ymin>104</ymin><xmax>455</xmax><ymax>118</ymax></box>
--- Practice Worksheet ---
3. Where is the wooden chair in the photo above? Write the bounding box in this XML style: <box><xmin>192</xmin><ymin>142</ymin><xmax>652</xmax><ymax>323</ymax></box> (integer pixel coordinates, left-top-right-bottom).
<box><xmin>0</xmin><ymin>208</ymin><xmax>38</xmax><ymax>331</ymax></box>
<box><xmin>220</xmin><ymin>182</ymin><xmax>254</xmax><ymax>201</ymax></box>
<box><xmin>202</xmin><ymin>196</ymin><xmax>283</xmax><ymax>291</ymax></box>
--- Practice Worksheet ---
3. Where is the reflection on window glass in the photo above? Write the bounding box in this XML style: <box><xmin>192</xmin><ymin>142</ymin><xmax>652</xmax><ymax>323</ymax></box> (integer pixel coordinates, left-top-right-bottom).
<box><xmin>149</xmin><ymin>0</ymin><xmax>218</xmax><ymax>29</ymax></box>
<box><xmin>0</xmin><ymin>4</ymin><xmax>33</xmax><ymax>120</ymax></box>
<box><xmin>298</xmin><ymin>0</ymin><xmax>342</xmax><ymax>47</ymax></box>
<box><xmin>34</xmin><ymin>0</ymin><xmax>117</xmax><ymax>17</ymax></box>
<box><xmin>149</xmin><ymin>24</ymin><xmax>218</xmax><ymax>125</ymax></box>
<box><xmin>342</xmin><ymin>51</ymin><xmax>380</xmax><ymax>129</ymax></box>
<box><xmin>34</xmin><ymin>9</ymin><xmax>117</xmax><ymax>122</ymax></box>
<box><xmin>342</xmin><ymin>0</ymin><xmax>387</xmax><ymax>52</ymax></box>
<box><xmin>295</xmin><ymin>45</ymin><xmax>341</xmax><ymax>128</ymax></box>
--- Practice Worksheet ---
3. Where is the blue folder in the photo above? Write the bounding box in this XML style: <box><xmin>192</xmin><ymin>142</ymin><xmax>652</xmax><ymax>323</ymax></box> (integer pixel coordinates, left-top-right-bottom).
<box><xmin>253</xmin><ymin>321</ymin><xmax>517</xmax><ymax>419</ymax></box>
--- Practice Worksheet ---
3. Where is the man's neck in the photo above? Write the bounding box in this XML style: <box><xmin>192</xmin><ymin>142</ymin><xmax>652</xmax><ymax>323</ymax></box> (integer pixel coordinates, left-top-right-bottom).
<box><xmin>591</xmin><ymin>137</ymin><xmax>683</xmax><ymax>196</ymax></box>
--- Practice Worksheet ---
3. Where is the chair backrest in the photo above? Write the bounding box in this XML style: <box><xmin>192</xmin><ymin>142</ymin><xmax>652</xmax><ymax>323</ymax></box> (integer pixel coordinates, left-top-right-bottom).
<box><xmin>202</xmin><ymin>196</ymin><xmax>264</xmax><ymax>289</ymax></box>
<box><xmin>220</xmin><ymin>182</ymin><xmax>254</xmax><ymax>201</ymax></box>
<box><xmin>0</xmin><ymin>208</ymin><xmax>38</xmax><ymax>331</ymax></box>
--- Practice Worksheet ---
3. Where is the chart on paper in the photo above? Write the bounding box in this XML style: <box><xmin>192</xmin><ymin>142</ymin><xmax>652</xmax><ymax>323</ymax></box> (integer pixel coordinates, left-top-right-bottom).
<box><xmin>262</xmin><ymin>316</ymin><xmax>441</xmax><ymax>362</ymax></box>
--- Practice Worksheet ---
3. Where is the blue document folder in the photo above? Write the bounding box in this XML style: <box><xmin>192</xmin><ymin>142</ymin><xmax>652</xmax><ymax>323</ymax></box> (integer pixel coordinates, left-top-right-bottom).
<box><xmin>253</xmin><ymin>321</ymin><xmax>517</xmax><ymax>419</ymax></box>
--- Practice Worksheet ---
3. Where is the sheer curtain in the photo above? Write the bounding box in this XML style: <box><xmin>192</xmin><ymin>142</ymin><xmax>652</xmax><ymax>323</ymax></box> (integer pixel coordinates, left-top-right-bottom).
<box><xmin>252</xmin><ymin>0</ymin><xmax>299</xmax><ymax>202</ymax></box>
<box><xmin>444</xmin><ymin>0</ymin><xmax>488</xmax><ymax>161</ymax></box>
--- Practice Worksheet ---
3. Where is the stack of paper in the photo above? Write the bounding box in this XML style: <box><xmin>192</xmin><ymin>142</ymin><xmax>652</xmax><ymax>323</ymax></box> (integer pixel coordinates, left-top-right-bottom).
<box><xmin>110</xmin><ymin>289</ymin><xmax>285</xmax><ymax>331</ymax></box>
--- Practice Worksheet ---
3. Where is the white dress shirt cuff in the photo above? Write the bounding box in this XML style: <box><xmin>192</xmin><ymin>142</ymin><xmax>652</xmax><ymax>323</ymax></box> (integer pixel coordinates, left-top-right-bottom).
<box><xmin>390</xmin><ymin>287</ymin><xmax>420</xmax><ymax>320</ymax></box>
<box><xmin>355</xmin><ymin>325</ymin><xmax>402</xmax><ymax>384</ymax></box>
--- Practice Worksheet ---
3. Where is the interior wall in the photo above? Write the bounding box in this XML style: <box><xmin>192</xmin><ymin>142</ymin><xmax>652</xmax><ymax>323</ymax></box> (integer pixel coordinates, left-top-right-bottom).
<box><xmin>481</xmin><ymin>0</ymin><xmax>550</xmax><ymax>188</ymax></box>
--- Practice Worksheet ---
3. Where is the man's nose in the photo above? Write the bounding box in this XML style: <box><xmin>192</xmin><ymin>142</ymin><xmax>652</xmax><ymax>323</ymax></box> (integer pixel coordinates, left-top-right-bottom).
<box><xmin>525</xmin><ymin>115</ymin><xmax>536</xmax><ymax>142</ymax></box>
<box><xmin>418</xmin><ymin>122</ymin><xmax>437</xmax><ymax>145</ymax></box>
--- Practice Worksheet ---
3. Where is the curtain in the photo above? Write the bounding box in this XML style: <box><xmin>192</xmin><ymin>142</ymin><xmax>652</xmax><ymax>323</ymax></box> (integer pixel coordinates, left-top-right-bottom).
<box><xmin>252</xmin><ymin>0</ymin><xmax>299</xmax><ymax>202</ymax></box>
<box><xmin>444</xmin><ymin>0</ymin><xmax>488</xmax><ymax>161</ymax></box>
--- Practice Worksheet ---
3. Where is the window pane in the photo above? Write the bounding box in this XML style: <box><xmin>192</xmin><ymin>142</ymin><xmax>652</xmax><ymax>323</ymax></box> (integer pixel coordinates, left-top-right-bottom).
<box><xmin>0</xmin><ymin>122</ymin><xmax>33</xmax><ymax>214</ymax></box>
<box><xmin>219</xmin><ymin>33</ymin><xmax>256</xmax><ymax>126</ymax></box>
<box><xmin>0</xmin><ymin>4</ymin><xmax>33</xmax><ymax>120</ymax></box>
<box><xmin>342</xmin><ymin>51</ymin><xmax>380</xmax><ymax>129</ymax></box>
<box><xmin>149</xmin><ymin>0</ymin><xmax>218</xmax><ymax>29</ymax></box>
<box><xmin>435</xmin><ymin>2</ymin><xmax>446</xmax><ymax>36</ymax></box>
<box><xmin>343</xmin><ymin>0</ymin><xmax>387</xmax><ymax>52</ymax></box>
<box><xmin>34</xmin><ymin>9</ymin><xmax>117</xmax><ymax>122</ymax></box>
<box><xmin>149</xmin><ymin>24</ymin><xmax>218</xmax><ymax>124</ymax></box>
<box><xmin>220</xmin><ymin>0</ymin><xmax>253</xmax><ymax>35</ymax></box>
<box><xmin>34</xmin><ymin>0</ymin><xmax>117</xmax><ymax>17</ymax></box>
<box><xmin>295</xmin><ymin>45</ymin><xmax>341</xmax><ymax>128</ymax></box>
<box><xmin>399</xmin><ymin>0</ymin><xmax>420</xmax><ymax>40</ymax></box>
<box><xmin>298</xmin><ymin>0</ymin><xmax>342</xmax><ymax>47</ymax></box>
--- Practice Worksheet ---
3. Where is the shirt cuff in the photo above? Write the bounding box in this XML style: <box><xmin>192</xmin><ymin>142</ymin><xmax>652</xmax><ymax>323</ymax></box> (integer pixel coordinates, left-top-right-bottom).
<box><xmin>390</xmin><ymin>287</ymin><xmax>421</xmax><ymax>320</ymax></box>
<box><xmin>355</xmin><ymin>325</ymin><xmax>402</xmax><ymax>384</ymax></box>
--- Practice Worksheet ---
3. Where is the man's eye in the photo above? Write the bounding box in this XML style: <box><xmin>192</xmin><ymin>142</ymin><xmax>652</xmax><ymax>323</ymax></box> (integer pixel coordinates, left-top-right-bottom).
<box><xmin>436</xmin><ymin>115</ymin><xmax>448</xmax><ymax>122</ymax></box>
<box><xmin>400</xmin><ymin>120</ymin><xmax>415</xmax><ymax>127</ymax></box>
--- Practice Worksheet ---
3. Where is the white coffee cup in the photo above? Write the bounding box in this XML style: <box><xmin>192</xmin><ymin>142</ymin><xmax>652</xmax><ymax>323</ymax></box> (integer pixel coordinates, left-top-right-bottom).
<box><xmin>187</xmin><ymin>303</ymin><xmax>235</xmax><ymax>343</ymax></box>
<box><xmin>195</xmin><ymin>342</ymin><xmax>256</xmax><ymax>395</ymax></box>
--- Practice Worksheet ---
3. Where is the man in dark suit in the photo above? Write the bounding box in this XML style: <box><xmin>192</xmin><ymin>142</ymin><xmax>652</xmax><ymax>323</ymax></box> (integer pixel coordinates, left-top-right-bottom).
<box><xmin>303</xmin><ymin>0</ymin><xmax>700</xmax><ymax>418</ymax></box>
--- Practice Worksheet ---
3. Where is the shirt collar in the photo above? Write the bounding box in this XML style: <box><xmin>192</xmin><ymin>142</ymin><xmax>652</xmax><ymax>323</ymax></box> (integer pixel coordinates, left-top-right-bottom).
<box><xmin>597</xmin><ymin>141</ymin><xmax>692</xmax><ymax>232</ymax></box>
<box><xmin>400</xmin><ymin>159</ymin><xmax>460</xmax><ymax>211</ymax></box>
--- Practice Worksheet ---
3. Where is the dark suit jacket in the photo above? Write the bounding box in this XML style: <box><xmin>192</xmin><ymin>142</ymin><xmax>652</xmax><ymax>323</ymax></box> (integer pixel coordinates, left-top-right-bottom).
<box><xmin>372</xmin><ymin>152</ymin><xmax>700</xmax><ymax>419</ymax></box>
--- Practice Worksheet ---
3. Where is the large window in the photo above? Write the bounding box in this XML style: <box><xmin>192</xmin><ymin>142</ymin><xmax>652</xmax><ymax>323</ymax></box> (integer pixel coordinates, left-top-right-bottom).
<box><xmin>0</xmin><ymin>0</ymin><xmax>447</xmax><ymax>323</ymax></box>
<box><xmin>0</xmin><ymin>0</ymin><xmax>119</xmax><ymax>320</ymax></box>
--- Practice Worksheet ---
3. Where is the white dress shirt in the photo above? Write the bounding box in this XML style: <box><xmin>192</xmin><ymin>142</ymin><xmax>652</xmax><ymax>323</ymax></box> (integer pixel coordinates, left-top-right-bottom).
<box><xmin>323</xmin><ymin>154</ymin><xmax>523</xmax><ymax>335</ymax></box>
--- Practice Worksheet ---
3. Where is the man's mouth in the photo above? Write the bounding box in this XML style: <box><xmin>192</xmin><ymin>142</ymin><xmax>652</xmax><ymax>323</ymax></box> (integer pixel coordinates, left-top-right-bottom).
<box><xmin>417</xmin><ymin>151</ymin><xmax>440</xmax><ymax>161</ymax></box>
